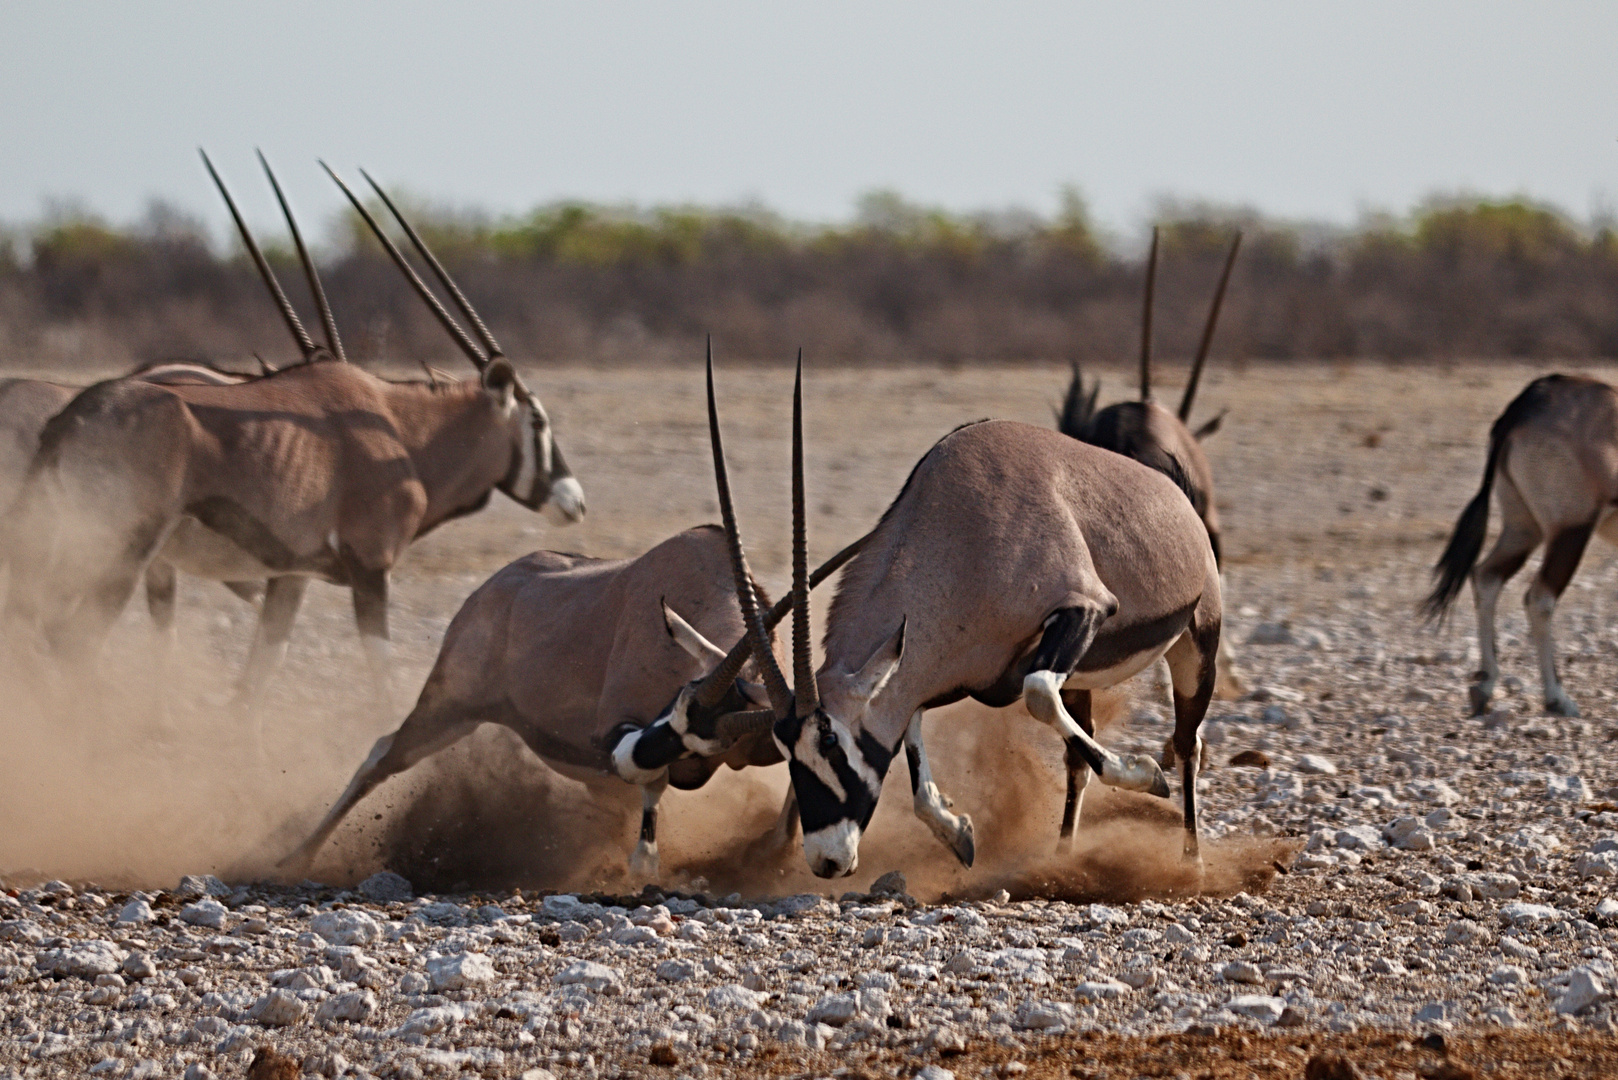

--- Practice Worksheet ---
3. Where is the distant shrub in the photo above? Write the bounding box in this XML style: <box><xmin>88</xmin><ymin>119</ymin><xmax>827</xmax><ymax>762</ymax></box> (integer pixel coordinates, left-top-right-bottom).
<box><xmin>3</xmin><ymin>190</ymin><xmax>1616</xmax><ymax>369</ymax></box>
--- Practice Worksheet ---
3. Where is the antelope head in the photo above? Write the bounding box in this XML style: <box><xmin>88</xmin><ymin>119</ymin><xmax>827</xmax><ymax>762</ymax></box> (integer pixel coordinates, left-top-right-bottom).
<box><xmin>703</xmin><ymin>350</ymin><xmax>904</xmax><ymax>878</ymax></box>
<box><xmin>324</xmin><ymin>163</ymin><xmax>585</xmax><ymax>525</ymax></box>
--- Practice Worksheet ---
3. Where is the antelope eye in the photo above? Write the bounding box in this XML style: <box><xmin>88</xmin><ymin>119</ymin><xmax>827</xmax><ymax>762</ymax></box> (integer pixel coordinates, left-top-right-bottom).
<box><xmin>818</xmin><ymin>729</ymin><xmax>839</xmax><ymax>755</ymax></box>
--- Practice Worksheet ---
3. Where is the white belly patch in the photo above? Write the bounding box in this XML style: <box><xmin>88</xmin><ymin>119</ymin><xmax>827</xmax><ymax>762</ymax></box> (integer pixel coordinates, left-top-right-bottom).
<box><xmin>1062</xmin><ymin>639</ymin><xmax>1175</xmax><ymax>691</ymax></box>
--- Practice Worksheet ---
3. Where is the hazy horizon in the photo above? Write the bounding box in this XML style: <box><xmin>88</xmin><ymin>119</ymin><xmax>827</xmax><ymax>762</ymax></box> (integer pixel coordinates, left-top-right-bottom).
<box><xmin>3</xmin><ymin>2</ymin><xmax>1614</xmax><ymax>247</ymax></box>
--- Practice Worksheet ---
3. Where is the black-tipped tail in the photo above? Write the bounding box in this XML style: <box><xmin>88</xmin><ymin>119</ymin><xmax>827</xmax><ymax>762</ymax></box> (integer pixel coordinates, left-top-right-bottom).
<box><xmin>1422</xmin><ymin>469</ymin><xmax>1495</xmax><ymax>623</ymax></box>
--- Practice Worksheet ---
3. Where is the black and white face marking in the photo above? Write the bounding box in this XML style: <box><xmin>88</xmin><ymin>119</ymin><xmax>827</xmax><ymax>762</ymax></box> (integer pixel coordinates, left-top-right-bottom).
<box><xmin>502</xmin><ymin>394</ymin><xmax>584</xmax><ymax>522</ymax></box>
<box><xmin>610</xmin><ymin>679</ymin><xmax>760</xmax><ymax>784</ymax></box>
<box><xmin>775</xmin><ymin>708</ymin><xmax>894</xmax><ymax>878</ymax></box>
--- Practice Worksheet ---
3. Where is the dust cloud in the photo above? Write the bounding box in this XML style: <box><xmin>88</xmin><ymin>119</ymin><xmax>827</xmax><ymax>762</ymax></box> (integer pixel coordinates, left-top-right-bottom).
<box><xmin>2</xmin><ymin>598</ymin><xmax>1287</xmax><ymax>905</ymax></box>
<box><xmin>299</xmin><ymin>686</ymin><xmax>1290</xmax><ymax>904</ymax></box>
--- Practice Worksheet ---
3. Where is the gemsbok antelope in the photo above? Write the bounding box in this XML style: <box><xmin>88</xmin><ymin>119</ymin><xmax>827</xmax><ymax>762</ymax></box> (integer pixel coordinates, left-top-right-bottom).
<box><xmin>3</xmin><ymin>154</ymin><xmax>583</xmax><ymax>718</ymax></box>
<box><xmin>1424</xmin><ymin>373</ymin><xmax>1618</xmax><ymax>718</ymax></box>
<box><xmin>285</xmin><ymin>348</ymin><xmax>866</xmax><ymax>878</ymax></box>
<box><xmin>713</xmin><ymin>359</ymin><xmax>1221</xmax><ymax>879</ymax></box>
<box><xmin>1</xmin><ymin>360</ymin><xmax>272</xmax><ymax>638</ymax></box>
<box><xmin>1058</xmin><ymin>227</ymin><xmax>1241</xmax><ymax>566</ymax></box>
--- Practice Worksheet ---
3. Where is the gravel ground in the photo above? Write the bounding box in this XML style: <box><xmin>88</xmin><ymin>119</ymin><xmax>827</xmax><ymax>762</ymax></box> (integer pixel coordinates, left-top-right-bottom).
<box><xmin>5</xmin><ymin>361</ymin><xmax>1618</xmax><ymax>1077</ymax></box>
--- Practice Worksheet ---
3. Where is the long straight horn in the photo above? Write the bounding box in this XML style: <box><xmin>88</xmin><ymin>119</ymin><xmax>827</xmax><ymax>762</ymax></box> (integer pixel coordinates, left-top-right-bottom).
<box><xmin>689</xmin><ymin>531</ymin><xmax>866</xmax><ymax>706</ymax></box>
<box><xmin>258</xmin><ymin>150</ymin><xmax>345</xmax><ymax>363</ymax></box>
<box><xmin>697</xmin><ymin>339</ymin><xmax>793</xmax><ymax>715</ymax></box>
<box><xmin>1138</xmin><ymin>225</ymin><xmax>1158</xmax><ymax>402</ymax></box>
<box><xmin>792</xmin><ymin>350</ymin><xmax>819</xmax><ymax>718</ymax></box>
<box><xmin>320</xmin><ymin>161</ymin><xmax>489</xmax><ymax>373</ymax></box>
<box><xmin>1178</xmin><ymin>230</ymin><xmax>1242</xmax><ymax>424</ymax></box>
<box><xmin>200</xmin><ymin>149</ymin><xmax>318</xmax><ymax>359</ymax></box>
<box><xmin>362</xmin><ymin>170</ymin><xmax>504</xmax><ymax>360</ymax></box>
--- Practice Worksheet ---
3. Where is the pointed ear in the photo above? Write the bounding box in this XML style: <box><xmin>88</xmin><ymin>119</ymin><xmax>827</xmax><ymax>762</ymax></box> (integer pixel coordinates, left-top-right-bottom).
<box><xmin>481</xmin><ymin>358</ymin><xmax>518</xmax><ymax>412</ymax></box>
<box><xmin>1192</xmin><ymin>409</ymin><xmax>1226</xmax><ymax>441</ymax></box>
<box><xmin>847</xmin><ymin>617</ymin><xmax>905</xmax><ymax>703</ymax></box>
<box><xmin>662</xmin><ymin>599</ymin><xmax>728</xmax><ymax>666</ymax></box>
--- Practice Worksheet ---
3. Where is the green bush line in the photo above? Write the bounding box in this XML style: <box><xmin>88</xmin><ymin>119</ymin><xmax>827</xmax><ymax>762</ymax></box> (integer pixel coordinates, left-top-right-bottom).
<box><xmin>2</xmin><ymin>192</ymin><xmax>1615</xmax><ymax>366</ymax></box>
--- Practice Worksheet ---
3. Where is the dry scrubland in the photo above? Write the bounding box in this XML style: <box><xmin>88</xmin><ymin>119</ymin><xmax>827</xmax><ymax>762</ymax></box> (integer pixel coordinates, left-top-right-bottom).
<box><xmin>4</xmin><ymin>360</ymin><xmax>1618</xmax><ymax>1078</ymax></box>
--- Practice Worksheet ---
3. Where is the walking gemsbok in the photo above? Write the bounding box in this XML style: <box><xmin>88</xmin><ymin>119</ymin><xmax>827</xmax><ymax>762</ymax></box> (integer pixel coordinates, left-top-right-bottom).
<box><xmin>707</xmin><ymin>356</ymin><xmax>1222</xmax><ymax>878</ymax></box>
<box><xmin>3</xmin><ymin>154</ymin><xmax>582</xmax><ymax>722</ymax></box>
<box><xmin>1425</xmin><ymin>374</ymin><xmax>1618</xmax><ymax>718</ymax></box>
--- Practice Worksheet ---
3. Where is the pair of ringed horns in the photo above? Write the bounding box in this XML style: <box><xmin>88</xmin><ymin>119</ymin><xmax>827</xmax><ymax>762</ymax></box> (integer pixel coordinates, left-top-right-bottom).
<box><xmin>202</xmin><ymin>148</ymin><xmax>346</xmax><ymax>364</ymax></box>
<box><xmin>1136</xmin><ymin>223</ymin><xmax>1244</xmax><ymax>421</ymax></box>
<box><xmin>323</xmin><ymin>163</ymin><xmax>528</xmax><ymax>394</ymax></box>
<box><xmin>702</xmin><ymin>344</ymin><xmax>819</xmax><ymax>738</ymax></box>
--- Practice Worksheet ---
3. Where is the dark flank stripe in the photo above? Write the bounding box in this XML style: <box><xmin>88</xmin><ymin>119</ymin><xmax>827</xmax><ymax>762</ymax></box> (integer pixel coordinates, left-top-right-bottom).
<box><xmin>1074</xmin><ymin>601</ymin><xmax>1196</xmax><ymax>673</ymax></box>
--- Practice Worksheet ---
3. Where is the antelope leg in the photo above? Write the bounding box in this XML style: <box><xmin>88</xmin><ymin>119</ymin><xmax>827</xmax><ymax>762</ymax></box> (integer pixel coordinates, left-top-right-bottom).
<box><xmin>903</xmin><ymin>710</ymin><xmax>974</xmax><ymax>867</ymax></box>
<box><xmin>281</xmin><ymin>706</ymin><xmax>479</xmax><ymax>870</ymax></box>
<box><xmin>1057</xmin><ymin>688</ymin><xmax>1092</xmax><ymax>852</ymax></box>
<box><xmin>764</xmin><ymin>786</ymin><xmax>801</xmax><ymax>851</ymax></box>
<box><xmin>1022</xmin><ymin>606</ymin><xmax>1168</xmax><ymax>798</ymax></box>
<box><xmin>144</xmin><ymin>559</ymin><xmax>178</xmax><ymax>647</ymax></box>
<box><xmin>1165</xmin><ymin>624</ymin><xmax>1218</xmax><ymax>861</ymax></box>
<box><xmin>1526</xmin><ymin>523</ymin><xmax>1592</xmax><ymax>718</ymax></box>
<box><xmin>629</xmin><ymin>774</ymin><xmax>669</xmax><ymax>879</ymax></box>
<box><xmin>350</xmin><ymin>565</ymin><xmax>394</xmax><ymax>712</ymax></box>
<box><xmin>1469</xmin><ymin>477</ymin><xmax>1538</xmax><ymax>714</ymax></box>
<box><xmin>234</xmin><ymin>576</ymin><xmax>307</xmax><ymax>726</ymax></box>
<box><xmin>143</xmin><ymin>560</ymin><xmax>179</xmax><ymax>723</ymax></box>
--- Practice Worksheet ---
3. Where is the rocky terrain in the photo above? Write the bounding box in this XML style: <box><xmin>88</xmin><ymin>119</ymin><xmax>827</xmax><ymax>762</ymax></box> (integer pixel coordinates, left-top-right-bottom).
<box><xmin>5</xmin><ymin>361</ymin><xmax>1618</xmax><ymax>1077</ymax></box>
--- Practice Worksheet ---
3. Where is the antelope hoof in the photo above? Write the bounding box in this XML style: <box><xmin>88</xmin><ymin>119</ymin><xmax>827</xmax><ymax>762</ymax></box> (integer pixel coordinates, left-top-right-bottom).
<box><xmin>628</xmin><ymin>841</ymin><xmax>660</xmax><ymax>881</ymax></box>
<box><xmin>1467</xmin><ymin>683</ymin><xmax>1493</xmax><ymax>716</ymax></box>
<box><xmin>1103</xmin><ymin>753</ymin><xmax>1170</xmax><ymax>797</ymax></box>
<box><xmin>1545</xmin><ymin>694</ymin><xmax>1581</xmax><ymax>718</ymax></box>
<box><xmin>1183</xmin><ymin>833</ymin><xmax>1202</xmax><ymax>863</ymax></box>
<box><xmin>950</xmin><ymin>815</ymin><xmax>976</xmax><ymax>868</ymax></box>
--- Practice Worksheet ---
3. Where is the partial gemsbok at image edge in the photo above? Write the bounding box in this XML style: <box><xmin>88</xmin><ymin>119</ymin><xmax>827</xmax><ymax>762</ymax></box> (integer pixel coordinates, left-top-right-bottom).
<box><xmin>714</xmin><ymin>357</ymin><xmax>1222</xmax><ymax>879</ymax></box>
<box><xmin>1</xmin><ymin>153</ymin><xmax>583</xmax><ymax>721</ymax></box>
<box><xmin>1424</xmin><ymin>373</ymin><xmax>1618</xmax><ymax>719</ymax></box>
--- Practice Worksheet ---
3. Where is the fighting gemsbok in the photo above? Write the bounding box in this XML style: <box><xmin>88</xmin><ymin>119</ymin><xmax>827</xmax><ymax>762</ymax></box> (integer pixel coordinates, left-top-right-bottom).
<box><xmin>3</xmin><ymin>153</ymin><xmax>582</xmax><ymax>721</ymax></box>
<box><xmin>713</xmin><ymin>359</ymin><xmax>1222</xmax><ymax>878</ymax></box>
<box><xmin>285</xmin><ymin>347</ymin><xmax>867</xmax><ymax>878</ymax></box>
<box><xmin>1424</xmin><ymin>374</ymin><xmax>1618</xmax><ymax>718</ymax></box>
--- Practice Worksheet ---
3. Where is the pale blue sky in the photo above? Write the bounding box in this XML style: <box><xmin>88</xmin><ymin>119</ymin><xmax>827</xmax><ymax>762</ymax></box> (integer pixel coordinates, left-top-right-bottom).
<box><xmin>2</xmin><ymin>1</ymin><xmax>1614</xmax><ymax>243</ymax></box>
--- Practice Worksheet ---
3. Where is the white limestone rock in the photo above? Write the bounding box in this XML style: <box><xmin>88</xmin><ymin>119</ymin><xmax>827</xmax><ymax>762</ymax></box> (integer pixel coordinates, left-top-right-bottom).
<box><xmin>425</xmin><ymin>951</ymin><xmax>495</xmax><ymax>992</ymax></box>
<box><xmin>310</xmin><ymin>909</ymin><xmax>381</xmax><ymax>946</ymax></box>
<box><xmin>552</xmin><ymin>959</ymin><xmax>622</xmax><ymax>993</ymax></box>
<box><xmin>315</xmin><ymin>989</ymin><xmax>377</xmax><ymax>1023</ymax></box>
<box><xmin>36</xmin><ymin>940</ymin><xmax>126</xmax><ymax>979</ymax></box>
<box><xmin>179</xmin><ymin>899</ymin><xmax>230</xmax><ymax>930</ymax></box>
<box><xmin>247</xmin><ymin>988</ymin><xmax>305</xmax><ymax>1026</ymax></box>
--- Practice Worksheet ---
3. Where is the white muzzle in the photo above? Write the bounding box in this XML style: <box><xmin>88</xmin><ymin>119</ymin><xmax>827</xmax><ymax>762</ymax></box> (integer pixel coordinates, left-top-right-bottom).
<box><xmin>802</xmin><ymin>819</ymin><xmax>862</xmax><ymax>878</ymax></box>
<box><xmin>543</xmin><ymin>476</ymin><xmax>587</xmax><ymax>524</ymax></box>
